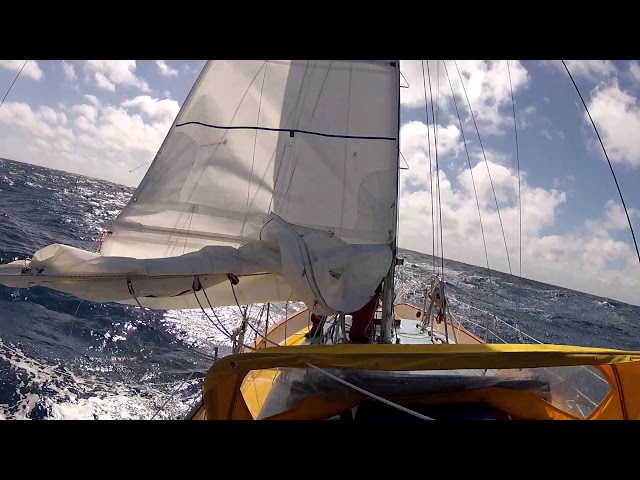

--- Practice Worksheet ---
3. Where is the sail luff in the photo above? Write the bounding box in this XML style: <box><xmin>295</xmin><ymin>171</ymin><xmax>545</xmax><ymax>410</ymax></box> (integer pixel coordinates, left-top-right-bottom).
<box><xmin>381</xmin><ymin>60</ymin><xmax>401</xmax><ymax>343</ymax></box>
<box><xmin>100</xmin><ymin>60</ymin><xmax>213</xmax><ymax>257</ymax></box>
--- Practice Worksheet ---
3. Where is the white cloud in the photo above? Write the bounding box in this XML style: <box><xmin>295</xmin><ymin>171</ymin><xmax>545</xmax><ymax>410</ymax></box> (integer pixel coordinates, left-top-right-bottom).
<box><xmin>542</xmin><ymin>60</ymin><xmax>617</xmax><ymax>83</ymax></box>
<box><xmin>0</xmin><ymin>102</ymin><xmax>57</xmax><ymax>137</ymax></box>
<box><xmin>471</xmin><ymin>148</ymin><xmax>511</xmax><ymax>168</ymax></box>
<box><xmin>399</xmin><ymin>121</ymin><xmax>463</xmax><ymax>191</ymax></box>
<box><xmin>120</xmin><ymin>95</ymin><xmax>180</xmax><ymax>123</ymax></box>
<box><xmin>399</xmin><ymin>60</ymin><xmax>530</xmax><ymax>136</ymax></box>
<box><xmin>0</xmin><ymin>60</ymin><xmax>43</xmax><ymax>81</ymax></box>
<box><xmin>84</xmin><ymin>94</ymin><xmax>100</xmax><ymax>106</ymax></box>
<box><xmin>155</xmin><ymin>60</ymin><xmax>178</xmax><ymax>77</ymax></box>
<box><xmin>38</xmin><ymin>106</ymin><xmax>67</xmax><ymax>125</ymax></box>
<box><xmin>84</xmin><ymin>60</ymin><xmax>149</xmax><ymax>93</ymax></box>
<box><xmin>61</xmin><ymin>61</ymin><xmax>77</xmax><ymax>81</ymax></box>
<box><xmin>72</xmin><ymin>103</ymin><xmax>97</xmax><ymax>122</ymax></box>
<box><xmin>397</xmin><ymin>121</ymin><xmax>640</xmax><ymax>305</ymax></box>
<box><xmin>93</xmin><ymin>72</ymin><xmax>115</xmax><ymax>92</ymax></box>
<box><xmin>0</xmin><ymin>91</ymin><xmax>179</xmax><ymax>185</ymax></box>
<box><xmin>563</xmin><ymin>60</ymin><xmax>616</xmax><ymax>82</ymax></box>
<box><xmin>586</xmin><ymin>199</ymin><xmax>639</xmax><ymax>233</ymax></box>
<box><xmin>586</xmin><ymin>81</ymin><xmax>640</xmax><ymax>167</ymax></box>
<box><xmin>630</xmin><ymin>61</ymin><xmax>640</xmax><ymax>83</ymax></box>
<box><xmin>519</xmin><ymin>105</ymin><xmax>536</xmax><ymax>128</ymax></box>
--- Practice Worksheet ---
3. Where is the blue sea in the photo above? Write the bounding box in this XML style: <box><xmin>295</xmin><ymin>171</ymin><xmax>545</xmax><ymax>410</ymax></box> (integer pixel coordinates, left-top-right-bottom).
<box><xmin>0</xmin><ymin>157</ymin><xmax>638</xmax><ymax>420</ymax></box>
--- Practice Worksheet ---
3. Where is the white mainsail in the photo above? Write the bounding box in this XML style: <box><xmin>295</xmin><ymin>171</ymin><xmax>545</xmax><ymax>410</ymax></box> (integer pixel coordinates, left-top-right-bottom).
<box><xmin>0</xmin><ymin>60</ymin><xmax>400</xmax><ymax>315</ymax></box>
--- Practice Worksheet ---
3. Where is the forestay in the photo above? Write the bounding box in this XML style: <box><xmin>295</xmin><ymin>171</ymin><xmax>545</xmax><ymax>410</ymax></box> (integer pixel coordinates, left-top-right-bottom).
<box><xmin>0</xmin><ymin>60</ymin><xmax>400</xmax><ymax>314</ymax></box>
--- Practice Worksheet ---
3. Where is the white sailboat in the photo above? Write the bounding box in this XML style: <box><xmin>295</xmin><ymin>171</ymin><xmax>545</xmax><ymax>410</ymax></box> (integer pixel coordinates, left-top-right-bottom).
<box><xmin>1</xmin><ymin>60</ymin><xmax>640</xmax><ymax>421</ymax></box>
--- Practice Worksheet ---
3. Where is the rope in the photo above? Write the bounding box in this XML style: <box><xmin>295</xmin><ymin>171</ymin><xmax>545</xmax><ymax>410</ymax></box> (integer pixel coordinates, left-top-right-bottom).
<box><xmin>192</xmin><ymin>289</ymin><xmax>233</xmax><ymax>340</ymax></box>
<box><xmin>191</xmin><ymin>277</ymin><xmax>256</xmax><ymax>352</ymax></box>
<box><xmin>241</xmin><ymin>304</ymin><xmax>281</xmax><ymax>348</ymax></box>
<box><xmin>126</xmin><ymin>279</ymin><xmax>144</xmax><ymax>309</ymax></box>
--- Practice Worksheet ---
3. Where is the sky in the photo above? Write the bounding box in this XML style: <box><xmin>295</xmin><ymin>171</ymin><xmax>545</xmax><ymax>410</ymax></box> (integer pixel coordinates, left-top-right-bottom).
<box><xmin>0</xmin><ymin>59</ymin><xmax>639</xmax><ymax>306</ymax></box>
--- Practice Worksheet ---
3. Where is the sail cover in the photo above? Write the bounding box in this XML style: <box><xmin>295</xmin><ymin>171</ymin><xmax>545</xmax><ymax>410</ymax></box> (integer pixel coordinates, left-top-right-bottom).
<box><xmin>0</xmin><ymin>60</ymin><xmax>400</xmax><ymax>314</ymax></box>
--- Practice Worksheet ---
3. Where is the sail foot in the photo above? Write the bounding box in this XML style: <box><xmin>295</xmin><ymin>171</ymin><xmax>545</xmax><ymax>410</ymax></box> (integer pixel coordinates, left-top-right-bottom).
<box><xmin>0</xmin><ymin>214</ymin><xmax>392</xmax><ymax>314</ymax></box>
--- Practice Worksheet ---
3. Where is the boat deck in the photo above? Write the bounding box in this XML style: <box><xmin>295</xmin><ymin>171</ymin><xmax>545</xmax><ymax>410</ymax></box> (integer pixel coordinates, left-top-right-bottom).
<box><xmin>297</xmin><ymin>316</ymin><xmax>452</xmax><ymax>346</ymax></box>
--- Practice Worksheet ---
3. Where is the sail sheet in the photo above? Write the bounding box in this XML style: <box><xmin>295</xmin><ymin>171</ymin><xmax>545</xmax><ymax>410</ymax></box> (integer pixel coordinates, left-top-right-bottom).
<box><xmin>0</xmin><ymin>60</ymin><xmax>400</xmax><ymax>314</ymax></box>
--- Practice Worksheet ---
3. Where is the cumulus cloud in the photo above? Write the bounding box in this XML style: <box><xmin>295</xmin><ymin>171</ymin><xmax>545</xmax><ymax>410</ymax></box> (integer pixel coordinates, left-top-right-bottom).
<box><xmin>0</xmin><ymin>91</ymin><xmax>179</xmax><ymax>185</ymax></box>
<box><xmin>629</xmin><ymin>61</ymin><xmax>640</xmax><ymax>83</ymax></box>
<box><xmin>120</xmin><ymin>95</ymin><xmax>180</xmax><ymax>123</ymax></box>
<box><xmin>61</xmin><ymin>61</ymin><xmax>77</xmax><ymax>81</ymax></box>
<box><xmin>397</xmin><ymin>120</ymin><xmax>640</xmax><ymax>305</ymax></box>
<box><xmin>93</xmin><ymin>72</ymin><xmax>116</xmax><ymax>92</ymax></box>
<box><xmin>399</xmin><ymin>120</ymin><xmax>463</xmax><ymax>191</ymax></box>
<box><xmin>83</xmin><ymin>60</ymin><xmax>149</xmax><ymax>93</ymax></box>
<box><xmin>399</xmin><ymin>60</ymin><xmax>530</xmax><ymax>136</ymax></box>
<box><xmin>0</xmin><ymin>60</ymin><xmax>44</xmax><ymax>81</ymax></box>
<box><xmin>155</xmin><ymin>60</ymin><xmax>178</xmax><ymax>77</ymax></box>
<box><xmin>563</xmin><ymin>60</ymin><xmax>616</xmax><ymax>82</ymax></box>
<box><xmin>586</xmin><ymin>81</ymin><xmax>640</xmax><ymax>167</ymax></box>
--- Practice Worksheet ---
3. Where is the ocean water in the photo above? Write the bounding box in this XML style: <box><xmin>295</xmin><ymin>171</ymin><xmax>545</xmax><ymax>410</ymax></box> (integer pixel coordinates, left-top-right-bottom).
<box><xmin>0</xmin><ymin>157</ymin><xmax>638</xmax><ymax>420</ymax></box>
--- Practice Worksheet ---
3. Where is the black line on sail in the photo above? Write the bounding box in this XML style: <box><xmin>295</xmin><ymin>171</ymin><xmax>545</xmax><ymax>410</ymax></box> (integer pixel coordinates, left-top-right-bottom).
<box><xmin>175</xmin><ymin>121</ymin><xmax>397</xmax><ymax>141</ymax></box>
<box><xmin>561</xmin><ymin>60</ymin><xmax>640</xmax><ymax>266</ymax></box>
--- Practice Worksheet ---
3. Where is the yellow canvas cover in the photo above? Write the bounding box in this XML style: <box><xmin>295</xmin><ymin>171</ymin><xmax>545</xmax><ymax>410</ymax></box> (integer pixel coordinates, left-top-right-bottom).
<box><xmin>201</xmin><ymin>344</ymin><xmax>640</xmax><ymax>420</ymax></box>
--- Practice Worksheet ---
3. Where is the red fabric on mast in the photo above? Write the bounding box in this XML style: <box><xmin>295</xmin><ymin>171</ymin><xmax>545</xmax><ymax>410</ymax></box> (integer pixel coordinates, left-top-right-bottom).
<box><xmin>348</xmin><ymin>290</ymin><xmax>381</xmax><ymax>343</ymax></box>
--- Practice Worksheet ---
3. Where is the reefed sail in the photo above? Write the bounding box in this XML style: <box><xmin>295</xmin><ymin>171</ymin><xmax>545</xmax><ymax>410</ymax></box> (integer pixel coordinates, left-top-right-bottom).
<box><xmin>0</xmin><ymin>60</ymin><xmax>400</xmax><ymax>314</ymax></box>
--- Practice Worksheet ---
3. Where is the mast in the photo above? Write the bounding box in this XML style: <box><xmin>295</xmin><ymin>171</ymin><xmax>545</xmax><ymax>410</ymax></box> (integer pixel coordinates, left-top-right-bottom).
<box><xmin>380</xmin><ymin>60</ymin><xmax>401</xmax><ymax>343</ymax></box>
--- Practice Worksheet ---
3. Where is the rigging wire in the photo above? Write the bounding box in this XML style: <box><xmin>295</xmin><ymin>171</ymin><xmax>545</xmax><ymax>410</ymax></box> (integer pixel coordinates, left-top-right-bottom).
<box><xmin>442</xmin><ymin>61</ymin><xmax>491</xmax><ymax>274</ymax></box>
<box><xmin>239</xmin><ymin>302</ymin><xmax>281</xmax><ymax>348</ymax></box>
<box><xmin>0</xmin><ymin>60</ymin><xmax>28</xmax><ymax>109</ymax></box>
<box><xmin>434</xmin><ymin>62</ymin><xmax>445</xmax><ymax>283</ymax></box>
<box><xmin>128</xmin><ymin>161</ymin><xmax>149</xmax><ymax>173</ymax></box>
<box><xmin>426</xmin><ymin>61</ymin><xmax>442</xmax><ymax>278</ymax></box>
<box><xmin>561</xmin><ymin>60</ymin><xmax>640</xmax><ymax>266</ymax></box>
<box><xmin>421</xmin><ymin>61</ymin><xmax>437</xmax><ymax>275</ymax></box>
<box><xmin>507</xmin><ymin>60</ymin><xmax>524</xmax><ymax>342</ymax></box>
<box><xmin>453</xmin><ymin>60</ymin><xmax>513</xmax><ymax>276</ymax></box>
<box><xmin>435</xmin><ymin>62</ymin><xmax>445</xmax><ymax>281</ymax></box>
<box><xmin>424</xmin><ymin>60</ymin><xmax>449</xmax><ymax>339</ymax></box>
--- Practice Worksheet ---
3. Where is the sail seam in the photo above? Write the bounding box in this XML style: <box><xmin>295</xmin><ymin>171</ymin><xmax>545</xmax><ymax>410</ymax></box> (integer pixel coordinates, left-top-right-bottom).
<box><xmin>175</xmin><ymin>121</ymin><xmax>397</xmax><ymax>141</ymax></box>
